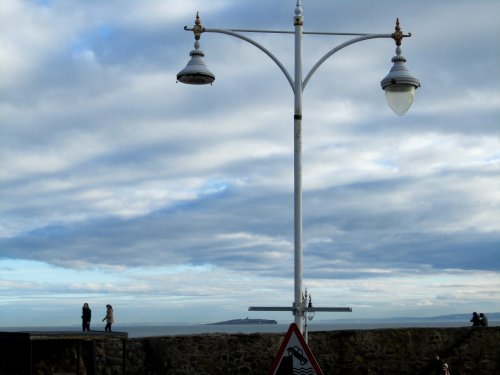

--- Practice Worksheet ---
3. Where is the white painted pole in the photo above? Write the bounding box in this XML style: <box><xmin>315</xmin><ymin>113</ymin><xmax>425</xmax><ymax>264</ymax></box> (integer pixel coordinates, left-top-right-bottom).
<box><xmin>293</xmin><ymin>0</ymin><xmax>304</xmax><ymax>331</ymax></box>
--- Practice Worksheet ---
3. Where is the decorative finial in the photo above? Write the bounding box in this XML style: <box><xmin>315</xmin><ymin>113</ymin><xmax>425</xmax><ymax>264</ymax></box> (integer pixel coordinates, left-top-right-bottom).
<box><xmin>392</xmin><ymin>18</ymin><xmax>403</xmax><ymax>46</ymax></box>
<box><xmin>295</xmin><ymin>0</ymin><xmax>303</xmax><ymax>15</ymax></box>
<box><xmin>294</xmin><ymin>0</ymin><xmax>303</xmax><ymax>25</ymax></box>
<box><xmin>193</xmin><ymin>12</ymin><xmax>204</xmax><ymax>40</ymax></box>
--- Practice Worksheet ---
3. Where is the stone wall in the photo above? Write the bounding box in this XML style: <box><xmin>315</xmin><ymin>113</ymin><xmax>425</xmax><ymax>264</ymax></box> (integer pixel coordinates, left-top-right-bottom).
<box><xmin>307</xmin><ymin>327</ymin><xmax>499</xmax><ymax>375</ymax></box>
<box><xmin>1</xmin><ymin>327</ymin><xmax>499</xmax><ymax>374</ymax></box>
<box><xmin>124</xmin><ymin>327</ymin><xmax>499</xmax><ymax>375</ymax></box>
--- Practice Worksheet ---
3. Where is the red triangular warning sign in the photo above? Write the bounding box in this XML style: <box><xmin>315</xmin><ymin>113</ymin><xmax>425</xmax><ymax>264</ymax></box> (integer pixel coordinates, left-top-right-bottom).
<box><xmin>268</xmin><ymin>323</ymin><xmax>324</xmax><ymax>375</ymax></box>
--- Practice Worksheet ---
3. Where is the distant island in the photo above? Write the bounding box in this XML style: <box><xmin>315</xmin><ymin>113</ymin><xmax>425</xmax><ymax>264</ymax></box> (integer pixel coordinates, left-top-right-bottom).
<box><xmin>208</xmin><ymin>318</ymin><xmax>277</xmax><ymax>325</ymax></box>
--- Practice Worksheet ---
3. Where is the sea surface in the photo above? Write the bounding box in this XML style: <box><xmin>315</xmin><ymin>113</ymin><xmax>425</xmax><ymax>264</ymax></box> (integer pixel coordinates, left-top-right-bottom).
<box><xmin>2</xmin><ymin>319</ymin><xmax>497</xmax><ymax>338</ymax></box>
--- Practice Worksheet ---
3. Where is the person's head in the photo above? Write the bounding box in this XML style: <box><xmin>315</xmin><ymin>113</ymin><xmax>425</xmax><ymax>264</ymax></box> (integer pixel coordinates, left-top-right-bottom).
<box><xmin>106</xmin><ymin>304</ymin><xmax>112</xmax><ymax>309</ymax></box>
<box><xmin>479</xmin><ymin>313</ymin><xmax>484</xmax><ymax>317</ymax></box>
<box><xmin>83</xmin><ymin>303</ymin><xmax>89</xmax><ymax>308</ymax></box>
<box><xmin>473</xmin><ymin>311</ymin><xmax>478</xmax><ymax>316</ymax></box>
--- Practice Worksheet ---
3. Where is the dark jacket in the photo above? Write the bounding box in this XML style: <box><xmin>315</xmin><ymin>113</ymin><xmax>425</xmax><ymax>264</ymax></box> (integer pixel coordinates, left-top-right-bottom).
<box><xmin>470</xmin><ymin>312</ymin><xmax>480</xmax><ymax>326</ymax></box>
<box><xmin>82</xmin><ymin>307</ymin><xmax>92</xmax><ymax>322</ymax></box>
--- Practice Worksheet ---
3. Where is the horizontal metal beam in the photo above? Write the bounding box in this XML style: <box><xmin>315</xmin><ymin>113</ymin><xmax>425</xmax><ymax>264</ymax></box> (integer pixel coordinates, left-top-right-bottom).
<box><xmin>248</xmin><ymin>306</ymin><xmax>293</xmax><ymax>311</ymax></box>
<box><xmin>228</xmin><ymin>29</ymin><xmax>376</xmax><ymax>36</ymax></box>
<box><xmin>305</xmin><ymin>307</ymin><xmax>352</xmax><ymax>312</ymax></box>
<box><xmin>249</xmin><ymin>306</ymin><xmax>352</xmax><ymax>312</ymax></box>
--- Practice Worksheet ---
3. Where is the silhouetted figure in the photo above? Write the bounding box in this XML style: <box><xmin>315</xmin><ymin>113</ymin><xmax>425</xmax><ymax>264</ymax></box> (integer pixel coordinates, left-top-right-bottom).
<box><xmin>102</xmin><ymin>304</ymin><xmax>114</xmax><ymax>332</ymax></box>
<box><xmin>81</xmin><ymin>303</ymin><xmax>91</xmax><ymax>332</ymax></box>
<box><xmin>470</xmin><ymin>311</ymin><xmax>480</xmax><ymax>326</ymax></box>
<box><xmin>479</xmin><ymin>313</ymin><xmax>488</xmax><ymax>327</ymax></box>
<box><xmin>432</xmin><ymin>355</ymin><xmax>446</xmax><ymax>375</ymax></box>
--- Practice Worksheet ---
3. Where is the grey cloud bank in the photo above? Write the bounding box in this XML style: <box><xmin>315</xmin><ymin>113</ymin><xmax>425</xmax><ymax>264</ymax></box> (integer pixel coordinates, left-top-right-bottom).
<box><xmin>1</xmin><ymin>0</ymin><xmax>499</xmax><ymax>326</ymax></box>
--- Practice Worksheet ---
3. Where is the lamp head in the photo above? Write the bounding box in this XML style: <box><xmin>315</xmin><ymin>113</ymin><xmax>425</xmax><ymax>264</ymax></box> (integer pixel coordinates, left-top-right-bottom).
<box><xmin>177</xmin><ymin>13</ymin><xmax>215</xmax><ymax>85</ymax></box>
<box><xmin>177</xmin><ymin>39</ymin><xmax>215</xmax><ymax>85</ymax></box>
<box><xmin>380</xmin><ymin>19</ymin><xmax>420</xmax><ymax>116</ymax></box>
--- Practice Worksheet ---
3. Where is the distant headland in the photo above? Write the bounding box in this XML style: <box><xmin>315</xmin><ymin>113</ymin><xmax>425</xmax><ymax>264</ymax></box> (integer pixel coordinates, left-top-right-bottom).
<box><xmin>208</xmin><ymin>317</ymin><xmax>277</xmax><ymax>325</ymax></box>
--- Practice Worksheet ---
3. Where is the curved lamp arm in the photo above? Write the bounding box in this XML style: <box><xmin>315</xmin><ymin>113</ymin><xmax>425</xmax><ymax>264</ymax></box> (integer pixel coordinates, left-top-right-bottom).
<box><xmin>188</xmin><ymin>26</ymin><xmax>295</xmax><ymax>92</ymax></box>
<box><xmin>303</xmin><ymin>33</ymin><xmax>410</xmax><ymax>91</ymax></box>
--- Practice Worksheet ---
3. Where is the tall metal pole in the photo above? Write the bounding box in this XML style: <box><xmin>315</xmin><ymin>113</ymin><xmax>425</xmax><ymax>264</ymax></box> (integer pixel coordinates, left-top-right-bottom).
<box><xmin>293</xmin><ymin>0</ymin><xmax>304</xmax><ymax>331</ymax></box>
<box><xmin>179</xmin><ymin>3</ymin><xmax>419</xmax><ymax>337</ymax></box>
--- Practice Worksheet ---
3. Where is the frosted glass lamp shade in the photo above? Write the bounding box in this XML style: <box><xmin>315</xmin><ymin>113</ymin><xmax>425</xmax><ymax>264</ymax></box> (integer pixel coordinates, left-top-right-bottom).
<box><xmin>384</xmin><ymin>84</ymin><xmax>416</xmax><ymax>116</ymax></box>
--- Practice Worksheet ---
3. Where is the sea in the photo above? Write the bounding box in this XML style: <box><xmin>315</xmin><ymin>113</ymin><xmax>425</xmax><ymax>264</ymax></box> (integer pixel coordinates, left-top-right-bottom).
<box><xmin>2</xmin><ymin>318</ymin><xmax>497</xmax><ymax>338</ymax></box>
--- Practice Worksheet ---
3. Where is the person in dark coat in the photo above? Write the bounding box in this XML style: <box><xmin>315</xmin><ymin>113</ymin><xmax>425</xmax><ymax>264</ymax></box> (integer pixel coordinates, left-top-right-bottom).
<box><xmin>470</xmin><ymin>311</ymin><xmax>480</xmax><ymax>326</ymax></box>
<box><xmin>81</xmin><ymin>303</ymin><xmax>91</xmax><ymax>332</ymax></box>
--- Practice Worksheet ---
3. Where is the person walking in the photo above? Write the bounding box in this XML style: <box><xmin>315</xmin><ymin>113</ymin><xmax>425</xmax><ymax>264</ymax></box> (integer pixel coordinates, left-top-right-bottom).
<box><xmin>470</xmin><ymin>311</ymin><xmax>480</xmax><ymax>326</ymax></box>
<box><xmin>102</xmin><ymin>304</ymin><xmax>114</xmax><ymax>332</ymax></box>
<box><xmin>81</xmin><ymin>303</ymin><xmax>91</xmax><ymax>332</ymax></box>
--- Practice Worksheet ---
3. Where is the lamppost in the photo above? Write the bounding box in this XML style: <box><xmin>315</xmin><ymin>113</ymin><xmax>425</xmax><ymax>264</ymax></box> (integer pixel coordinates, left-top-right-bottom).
<box><xmin>177</xmin><ymin>1</ymin><xmax>420</xmax><ymax>335</ymax></box>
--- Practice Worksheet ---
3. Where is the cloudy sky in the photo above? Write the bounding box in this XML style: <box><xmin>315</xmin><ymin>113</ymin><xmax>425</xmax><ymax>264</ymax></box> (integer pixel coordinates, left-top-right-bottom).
<box><xmin>1</xmin><ymin>0</ymin><xmax>499</xmax><ymax>327</ymax></box>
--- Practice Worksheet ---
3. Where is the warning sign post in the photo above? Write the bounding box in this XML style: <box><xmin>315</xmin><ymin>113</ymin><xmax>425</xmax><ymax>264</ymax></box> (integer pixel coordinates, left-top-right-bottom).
<box><xmin>268</xmin><ymin>323</ymin><xmax>324</xmax><ymax>375</ymax></box>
